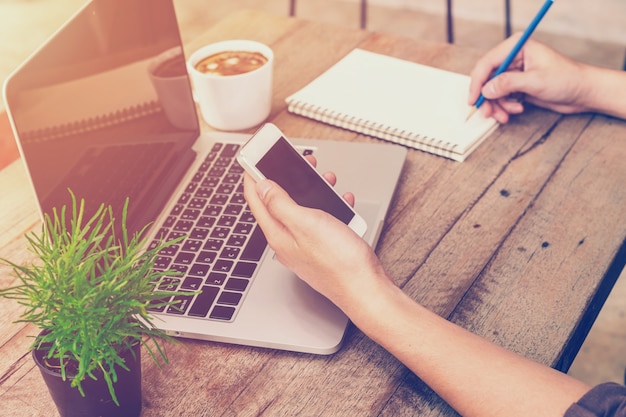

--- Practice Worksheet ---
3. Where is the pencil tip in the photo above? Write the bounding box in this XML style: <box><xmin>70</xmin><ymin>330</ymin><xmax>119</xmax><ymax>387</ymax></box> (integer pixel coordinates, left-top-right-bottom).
<box><xmin>465</xmin><ymin>107</ymin><xmax>478</xmax><ymax>122</ymax></box>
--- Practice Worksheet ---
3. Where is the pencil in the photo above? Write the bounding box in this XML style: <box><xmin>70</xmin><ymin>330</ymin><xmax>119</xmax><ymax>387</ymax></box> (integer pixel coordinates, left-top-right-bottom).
<box><xmin>466</xmin><ymin>0</ymin><xmax>555</xmax><ymax>121</ymax></box>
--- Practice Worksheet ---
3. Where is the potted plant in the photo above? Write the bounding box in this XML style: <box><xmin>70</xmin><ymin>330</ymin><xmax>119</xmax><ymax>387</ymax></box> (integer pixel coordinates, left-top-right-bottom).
<box><xmin>0</xmin><ymin>191</ymin><xmax>188</xmax><ymax>417</ymax></box>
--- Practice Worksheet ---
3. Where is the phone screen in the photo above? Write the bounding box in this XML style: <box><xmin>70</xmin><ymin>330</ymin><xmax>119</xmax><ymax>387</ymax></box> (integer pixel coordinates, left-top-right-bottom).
<box><xmin>255</xmin><ymin>137</ymin><xmax>355</xmax><ymax>225</ymax></box>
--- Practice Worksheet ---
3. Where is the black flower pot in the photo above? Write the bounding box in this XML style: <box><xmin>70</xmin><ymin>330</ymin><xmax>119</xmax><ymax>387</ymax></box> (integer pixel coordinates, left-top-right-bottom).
<box><xmin>32</xmin><ymin>342</ymin><xmax>142</xmax><ymax>417</ymax></box>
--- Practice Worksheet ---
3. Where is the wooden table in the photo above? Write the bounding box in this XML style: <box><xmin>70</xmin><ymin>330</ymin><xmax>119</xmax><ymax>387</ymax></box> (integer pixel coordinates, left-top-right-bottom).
<box><xmin>2</xmin><ymin>10</ymin><xmax>625</xmax><ymax>417</ymax></box>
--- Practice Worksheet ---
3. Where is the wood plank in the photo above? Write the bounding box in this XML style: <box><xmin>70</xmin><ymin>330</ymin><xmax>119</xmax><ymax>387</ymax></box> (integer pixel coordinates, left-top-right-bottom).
<box><xmin>0</xmin><ymin>159</ymin><xmax>40</xmax><ymax>250</ymax></box>
<box><xmin>449</xmin><ymin>114</ymin><xmax>626</xmax><ymax>362</ymax></box>
<box><xmin>1</xmin><ymin>9</ymin><xmax>625</xmax><ymax>417</ymax></box>
<box><xmin>0</xmin><ymin>111</ymin><xmax>19</xmax><ymax>170</ymax></box>
<box><xmin>380</xmin><ymin>114</ymin><xmax>626</xmax><ymax>416</ymax></box>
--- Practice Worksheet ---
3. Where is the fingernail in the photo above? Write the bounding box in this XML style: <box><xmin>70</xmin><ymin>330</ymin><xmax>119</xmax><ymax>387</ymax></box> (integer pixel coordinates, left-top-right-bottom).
<box><xmin>484</xmin><ymin>81</ymin><xmax>496</xmax><ymax>98</ymax></box>
<box><xmin>256</xmin><ymin>180</ymin><xmax>272</xmax><ymax>199</ymax></box>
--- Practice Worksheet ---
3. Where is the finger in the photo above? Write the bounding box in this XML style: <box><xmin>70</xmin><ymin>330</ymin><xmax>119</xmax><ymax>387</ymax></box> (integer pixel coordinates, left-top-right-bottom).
<box><xmin>486</xmin><ymin>100</ymin><xmax>511</xmax><ymax>124</ymax></box>
<box><xmin>343</xmin><ymin>192</ymin><xmax>355</xmax><ymax>208</ymax></box>
<box><xmin>304</xmin><ymin>154</ymin><xmax>317</xmax><ymax>167</ymax></box>
<box><xmin>482</xmin><ymin>68</ymin><xmax>546</xmax><ymax>102</ymax></box>
<box><xmin>243</xmin><ymin>174</ymin><xmax>291</xmax><ymax>243</ymax></box>
<box><xmin>498</xmin><ymin>99</ymin><xmax>525</xmax><ymax>115</ymax></box>
<box><xmin>251</xmin><ymin>177</ymin><xmax>312</xmax><ymax>234</ymax></box>
<box><xmin>306</xmin><ymin>155</ymin><xmax>337</xmax><ymax>186</ymax></box>
<box><xmin>468</xmin><ymin>33</ymin><xmax>525</xmax><ymax>104</ymax></box>
<box><xmin>322</xmin><ymin>171</ymin><xmax>337</xmax><ymax>186</ymax></box>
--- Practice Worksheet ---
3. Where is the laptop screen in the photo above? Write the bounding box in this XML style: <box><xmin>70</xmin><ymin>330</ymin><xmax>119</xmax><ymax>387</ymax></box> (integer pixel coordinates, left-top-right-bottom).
<box><xmin>4</xmin><ymin>0</ymin><xmax>198</xmax><ymax>236</ymax></box>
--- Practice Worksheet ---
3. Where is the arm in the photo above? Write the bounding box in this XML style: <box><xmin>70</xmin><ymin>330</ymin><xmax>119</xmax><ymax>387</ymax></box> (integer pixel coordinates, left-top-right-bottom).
<box><xmin>244</xmin><ymin>175</ymin><xmax>591</xmax><ymax>417</ymax></box>
<box><xmin>469</xmin><ymin>33</ymin><xmax>626</xmax><ymax>123</ymax></box>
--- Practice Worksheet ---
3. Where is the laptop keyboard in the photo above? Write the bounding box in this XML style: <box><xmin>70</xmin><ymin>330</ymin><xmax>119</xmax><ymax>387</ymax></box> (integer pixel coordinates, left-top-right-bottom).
<box><xmin>147</xmin><ymin>141</ymin><xmax>317</xmax><ymax>323</ymax></box>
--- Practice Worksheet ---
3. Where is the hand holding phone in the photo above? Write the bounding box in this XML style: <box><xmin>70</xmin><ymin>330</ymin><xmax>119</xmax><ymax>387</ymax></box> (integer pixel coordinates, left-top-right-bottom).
<box><xmin>237</xmin><ymin>123</ymin><xmax>367</xmax><ymax>237</ymax></box>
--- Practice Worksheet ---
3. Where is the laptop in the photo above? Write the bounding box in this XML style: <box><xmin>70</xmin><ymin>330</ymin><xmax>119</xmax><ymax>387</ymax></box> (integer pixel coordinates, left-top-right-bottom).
<box><xmin>3</xmin><ymin>0</ymin><xmax>407</xmax><ymax>354</ymax></box>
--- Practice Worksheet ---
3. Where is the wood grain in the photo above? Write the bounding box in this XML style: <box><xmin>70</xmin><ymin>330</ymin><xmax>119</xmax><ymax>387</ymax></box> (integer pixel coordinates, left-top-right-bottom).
<box><xmin>1</xmin><ymin>10</ymin><xmax>624</xmax><ymax>417</ymax></box>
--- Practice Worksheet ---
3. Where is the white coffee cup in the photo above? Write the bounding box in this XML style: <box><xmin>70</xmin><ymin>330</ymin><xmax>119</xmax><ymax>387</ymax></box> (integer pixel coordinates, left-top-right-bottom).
<box><xmin>187</xmin><ymin>40</ymin><xmax>274</xmax><ymax>131</ymax></box>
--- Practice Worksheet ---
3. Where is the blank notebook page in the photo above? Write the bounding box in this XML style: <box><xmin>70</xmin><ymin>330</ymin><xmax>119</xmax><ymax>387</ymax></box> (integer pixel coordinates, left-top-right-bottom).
<box><xmin>286</xmin><ymin>49</ymin><xmax>498</xmax><ymax>161</ymax></box>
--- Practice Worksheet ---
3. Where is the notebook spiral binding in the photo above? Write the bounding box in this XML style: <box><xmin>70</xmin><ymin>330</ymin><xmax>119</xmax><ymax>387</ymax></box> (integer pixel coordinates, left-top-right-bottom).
<box><xmin>287</xmin><ymin>101</ymin><xmax>459</xmax><ymax>161</ymax></box>
<box><xmin>20</xmin><ymin>100</ymin><xmax>162</xmax><ymax>144</ymax></box>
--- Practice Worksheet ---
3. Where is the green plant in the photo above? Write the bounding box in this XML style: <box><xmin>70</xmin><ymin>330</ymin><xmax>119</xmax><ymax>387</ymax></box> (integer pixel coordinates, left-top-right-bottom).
<box><xmin>0</xmin><ymin>192</ymin><xmax>187</xmax><ymax>405</ymax></box>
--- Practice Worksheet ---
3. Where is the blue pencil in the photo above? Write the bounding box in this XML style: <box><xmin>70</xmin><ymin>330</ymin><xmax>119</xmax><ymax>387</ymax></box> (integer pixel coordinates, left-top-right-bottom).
<box><xmin>466</xmin><ymin>0</ymin><xmax>555</xmax><ymax>121</ymax></box>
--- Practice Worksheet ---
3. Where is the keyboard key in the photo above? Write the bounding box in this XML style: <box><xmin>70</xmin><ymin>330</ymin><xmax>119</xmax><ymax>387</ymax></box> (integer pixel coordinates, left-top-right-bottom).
<box><xmin>188</xmin><ymin>198</ymin><xmax>207</xmax><ymax>209</ymax></box>
<box><xmin>163</xmin><ymin>216</ymin><xmax>176</xmax><ymax>228</ymax></box>
<box><xmin>197</xmin><ymin>216</ymin><xmax>216</xmax><ymax>228</ymax></box>
<box><xmin>177</xmin><ymin>193</ymin><xmax>191</xmax><ymax>205</ymax></box>
<box><xmin>195</xmin><ymin>187</ymin><xmax>213</xmax><ymax>198</ymax></box>
<box><xmin>225</xmin><ymin>278</ymin><xmax>249</xmax><ymax>292</ymax></box>
<box><xmin>189</xmin><ymin>263</ymin><xmax>210</xmax><ymax>277</ymax></box>
<box><xmin>157</xmin><ymin>277</ymin><xmax>180</xmax><ymax>291</ymax></box>
<box><xmin>185</xmin><ymin>182</ymin><xmax>197</xmax><ymax>194</ymax></box>
<box><xmin>223</xmin><ymin>173</ymin><xmax>241</xmax><ymax>184</ymax></box>
<box><xmin>208</xmin><ymin>167</ymin><xmax>225</xmax><ymax>177</ymax></box>
<box><xmin>148</xmin><ymin>240</ymin><xmax>160</xmax><ymax>251</ymax></box>
<box><xmin>219</xmin><ymin>247</ymin><xmax>240</xmax><ymax>260</ymax></box>
<box><xmin>239</xmin><ymin>211</ymin><xmax>256</xmax><ymax>223</ymax></box>
<box><xmin>188</xmin><ymin>286</ymin><xmax>220</xmax><ymax>317</ymax></box>
<box><xmin>181</xmin><ymin>208</ymin><xmax>200</xmax><ymax>220</ymax></box>
<box><xmin>224</xmin><ymin>204</ymin><xmax>243</xmax><ymax>216</ymax></box>
<box><xmin>229</xmin><ymin>162</ymin><xmax>244</xmax><ymax>174</ymax></box>
<box><xmin>240</xmin><ymin>226</ymin><xmax>267</xmax><ymax>261</ymax></box>
<box><xmin>197</xmin><ymin>251</ymin><xmax>217</xmax><ymax>264</ymax></box>
<box><xmin>217</xmin><ymin>291</ymin><xmax>242</xmax><ymax>306</ymax></box>
<box><xmin>174</xmin><ymin>252</ymin><xmax>195</xmax><ymax>265</ymax></box>
<box><xmin>220</xmin><ymin>143</ymin><xmax>240</xmax><ymax>157</ymax></box>
<box><xmin>217</xmin><ymin>183</ymin><xmax>235</xmax><ymax>194</ymax></box>
<box><xmin>203</xmin><ymin>205</ymin><xmax>222</xmax><ymax>217</ymax></box>
<box><xmin>209</xmin><ymin>305</ymin><xmax>235</xmax><ymax>321</ymax></box>
<box><xmin>182</xmin><ymin>239</ymin><xmax>202</xmax><ymax>252</ymax></box>
<box><xmin>203</xmin><ymin>239</ymin><xmax>223</xmax><ymax>251</ymax></box>
<box><xmin>210</xmin><ymin>227</ymin><xmax>230</xmax><ymax>239</ymax></box>
<box><xmin>230</xmin><ymin>193</ymin><xmax>246</xmax><ymax>205</ymax></box>
<box><xmin>202</xmin><ymin>176</ymin><xmax>220</xmax><ymax>188</ymax></box>
<box><xmin>167</xmin><ymin>231</ymin><xmax>186</xmax><ymax>241</ymax></box>
<box><xmin>214</xmin><ymin>259</ymin><xmax>234</xmax><ymax>273</ymax></box>
<box><xmin>206</xmin><ymin>272</ymin><xmax>227</xmax><ymax>286</ymax></box>
<box><xmin>167</xmin><ymin>293</ymin><xmax>194</xmax><ymax>315</ymax></box>
<box><xmin>158</xmin><ymin>245</ymin><xmax>179</xmax><ymax>257</ymax></box>
<box><xmin>190</xmin><ymin>227</ymin><xmax>209</xmax><ymax>240</ymax></box>
<box><xmin>210</xmin><ymin>194</ymin><xmax>229</xmax><ymax>205</ymax></box>
<box><xmin>232</xmin><ymin>262</ymin><xmax>257</xmax><ymax>278</ymax></box>
<box><xmin>154</xmin><ymin>256</ymin><xmax>172</xmax><ymax>270</ymax></box>
<box><xmin>149</xmin><ymin>141</ymin><xmax>261</xmax><ymax>324</ymax></box>
<box><xmin>174</xmin><ymin>220</ymin><xmax>194</xmax><ymax>232</ymax></box>
<box><xmin>233</xmin><ymin>223</ymin><xmax>252</xmax><ymax>235</ymax></box>
<box><xmin>226</xmin><ymin>234</ymin><xmax>246</xmax><ymax>247</ymax></box>
<box><xmin>170</xmin><ymin>264</ymin><xmax>188</xmax><ymax>274</ymax></box>
<box><xmin>214</xmin><ymin>157</ymin><xmax>231</xmax><ymax>167</ymax></box>
<box><xmin>181</xmin><ymin>277</ymin><xmax>203</xmax><ymax>291</ymax></box>
<box><xmin>217</xmin><ymin>215</ymin><xmax>237</xmax><ymax>227</ymax></box>
<box><xmin>147</xmin><ymin>295</ymin><xmax>170</xmax><ymax>312</ymax></box>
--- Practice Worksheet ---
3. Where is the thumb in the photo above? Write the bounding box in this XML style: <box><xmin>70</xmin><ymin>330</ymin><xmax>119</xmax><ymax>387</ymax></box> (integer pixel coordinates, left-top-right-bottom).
<box><xmin>254</xmin><ymin>179</ymin><xmax>303</xmax><ymax>231</ymax></box>
<box><xmin>482</xmin><ymin>71</ymin><xmax>531</xmax><ymax>100</ymax></box>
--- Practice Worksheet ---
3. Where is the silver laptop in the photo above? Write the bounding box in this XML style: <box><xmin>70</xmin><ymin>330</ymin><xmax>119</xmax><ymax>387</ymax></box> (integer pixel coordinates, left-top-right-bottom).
<box><xmin>3</xmin><ymin>0</ymin><xmax>406</xmax><ymax>354</ymax></box>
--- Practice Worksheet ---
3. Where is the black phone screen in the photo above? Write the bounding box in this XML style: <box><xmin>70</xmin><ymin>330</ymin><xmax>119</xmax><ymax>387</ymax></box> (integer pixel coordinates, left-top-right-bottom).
<box><xmin>255</xmin><ymin>137</ymin><xmax>355</xmax><ymax>224</ymax></box>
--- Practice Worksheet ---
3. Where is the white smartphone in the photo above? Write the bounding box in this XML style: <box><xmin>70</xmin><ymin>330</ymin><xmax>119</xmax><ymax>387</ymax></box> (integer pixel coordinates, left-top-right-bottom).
<box><xmin>237</xmin><ymin>123</ymin><xmax>368</xmax><ymax>237</ymax></box>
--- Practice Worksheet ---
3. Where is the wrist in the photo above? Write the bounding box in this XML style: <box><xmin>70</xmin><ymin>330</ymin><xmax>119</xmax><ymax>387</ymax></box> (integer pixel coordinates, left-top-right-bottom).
<box><xmin>579</xmin><ymin>64</ymin><xmax>626</xmax><ymax>120</ymax></box>
<box><xmin>342</xmin><ymin>275</ymin><xmax>423</xmax><ymax>348</ymax></box>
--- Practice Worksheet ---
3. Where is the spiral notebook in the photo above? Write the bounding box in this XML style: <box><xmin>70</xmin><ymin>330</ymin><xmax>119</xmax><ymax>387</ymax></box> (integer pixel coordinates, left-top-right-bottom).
<box><xmin>285</xmin><ymin>49</ymin><xmax>499</xmax><ymax>162</ymax></box>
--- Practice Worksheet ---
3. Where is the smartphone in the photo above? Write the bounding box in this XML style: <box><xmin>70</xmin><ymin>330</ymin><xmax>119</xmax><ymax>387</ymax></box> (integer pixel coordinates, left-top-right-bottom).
<box><xmin>237</xmin><ymin>123</ymin><xmax>367</xmax><ymax>237</ymax></box>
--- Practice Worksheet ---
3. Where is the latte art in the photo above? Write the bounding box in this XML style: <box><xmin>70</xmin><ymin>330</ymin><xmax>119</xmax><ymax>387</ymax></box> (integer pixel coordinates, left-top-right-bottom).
<box><xmin>194</xmin><ymin>50</ymin><xmax>268</xmax><ymax>76</ymax></box>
